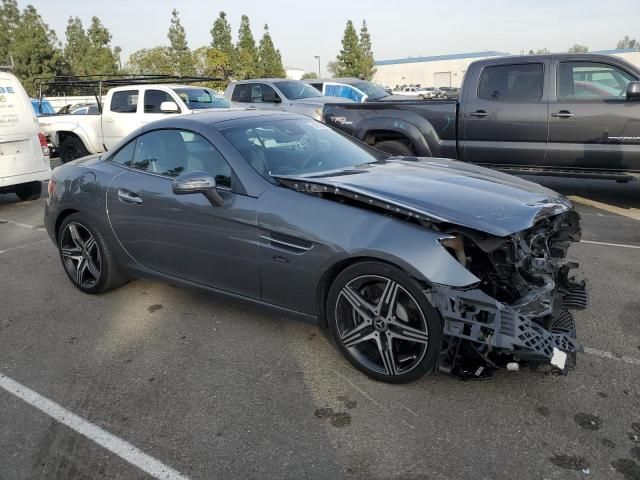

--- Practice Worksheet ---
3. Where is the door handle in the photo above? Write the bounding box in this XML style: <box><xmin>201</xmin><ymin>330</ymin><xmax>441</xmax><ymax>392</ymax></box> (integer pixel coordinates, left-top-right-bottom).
<box><xmin>551</xmin><ymin>111</ymin><xmax>574</xmax><ymax>118</ymax></box>
<box><xmin>469</xmin><ymin>110</ymin><xmax>490</xmax><ymax>118</ymax></box>
<box><xmin>104</xmin><ymin>117</ymin><xmax>114</xmax><ymax>123</ymax></box>
<box><xmin>117</xmin><ymin>189</ymin><xmax>143</xmax><ymax>205</ymax></box>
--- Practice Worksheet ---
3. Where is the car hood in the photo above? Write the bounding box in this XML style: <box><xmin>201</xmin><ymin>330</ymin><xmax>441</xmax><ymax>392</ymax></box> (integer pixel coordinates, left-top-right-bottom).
<box><xmin>275</xmin><ymin>158</ymin><xmax>571</xmax><ymax>237</ymax></box>
<box><xmin>295</xmin><ymin>96</ymin><xmax>354</xmax><ymax>106</ymax></box>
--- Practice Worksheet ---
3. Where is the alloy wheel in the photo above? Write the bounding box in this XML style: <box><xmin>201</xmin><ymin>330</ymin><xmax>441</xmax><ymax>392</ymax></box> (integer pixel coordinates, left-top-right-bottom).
<box><xmin>60</xmin><ymin>222</ymin><xmax>102</xmax><ymax>288</ymax></box>
<box><xmin>334</xmin><ymin>275</ymin><xmax>430</xmax><ymax>376</ymax></box>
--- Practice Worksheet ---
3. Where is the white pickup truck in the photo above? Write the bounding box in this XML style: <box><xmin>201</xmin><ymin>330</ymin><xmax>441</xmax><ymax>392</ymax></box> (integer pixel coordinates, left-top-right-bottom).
<box><xmin>39</xmin><ymin>84</ymin><xmax>232</xmax><ymax>163</ymax></box>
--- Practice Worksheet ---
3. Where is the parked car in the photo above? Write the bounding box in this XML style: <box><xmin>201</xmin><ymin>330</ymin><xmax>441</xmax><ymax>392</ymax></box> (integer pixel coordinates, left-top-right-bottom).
<box><xmin>323</xmin><ymin>53</ymin><xmax>640</xmax><ymax>181</ymax></box>
<box><xmin>45</xmin><ymin>110</ymin><xmax>585</xmax><ymax>383</ymax></box>
<box><xmin>224</xmin><ymin>79</ymin><xmax>351</xmax><ymax>120</ymax></box>
<box><xmin>30</xmin><ymin>98</ymin><xmax>55</xmax><ymax>116</ymax></box>
<box><xmin>392</xmin><ymin>86</ymin><xmax>422</xmax><ymax>97</ymax></box>
<box><xmin>417</xmin><ymin>87</ymin><xmax>437</xmax><ymax>99</ymax></box>
<box><xmin>39</xmin><ymin>84</ymin><xmax>232</xmax><ymax>163</ymax></box>
<box><xmin>0</xmin><ymin>71</ymin><xmax>50</xmax><ymax>201</ymax></box>
<box><xmin>305</xmin><ymin>78</ymin><xmax>407</xmax><ymax>102</ymax></box>
<box><xmin>437</xmin><ymin>87</ymin><xmax>460</xmax><ymax>99</ymax></box>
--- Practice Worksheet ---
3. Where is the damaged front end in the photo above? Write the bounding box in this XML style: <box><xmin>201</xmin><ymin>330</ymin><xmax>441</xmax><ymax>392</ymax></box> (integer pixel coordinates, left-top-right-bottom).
<box><xmin>433</xmin><ymin>209</ymin><xmax>588</xmax><ymax>379</ymax></box>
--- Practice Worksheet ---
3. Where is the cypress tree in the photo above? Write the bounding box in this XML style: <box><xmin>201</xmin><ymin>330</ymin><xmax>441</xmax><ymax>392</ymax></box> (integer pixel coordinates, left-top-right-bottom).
<box><xmin>234</xmin><ymin>15</ymin><xmax>258</xmax><ymax>79</ymax></box>
<box><xmin>258</xmin><ymin>24</ymin><xmax>285</xmax><ymax>78</ymax></box>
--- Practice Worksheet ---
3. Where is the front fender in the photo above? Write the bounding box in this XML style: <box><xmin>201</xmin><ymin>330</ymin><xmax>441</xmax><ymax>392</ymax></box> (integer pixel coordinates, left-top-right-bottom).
<box><xmin>345</xmin><ymin>216</ymin><xmax>479</xmax><ymax>288</ymax></box>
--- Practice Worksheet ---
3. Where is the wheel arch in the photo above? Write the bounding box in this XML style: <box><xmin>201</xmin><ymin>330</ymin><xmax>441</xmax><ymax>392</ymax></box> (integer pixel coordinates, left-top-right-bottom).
<box><xmin>54</xmin><ymin>208</ymin><xmax>80</xmax><ymax>244</ymax></box>
<box><xmin>56</xmin><ymin>129</ymin><xmax>95</xmax><ymax>153</ymax></box>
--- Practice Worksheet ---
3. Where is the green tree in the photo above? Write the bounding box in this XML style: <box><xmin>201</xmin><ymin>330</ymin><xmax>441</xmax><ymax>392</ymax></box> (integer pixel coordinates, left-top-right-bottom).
<box><xmin>358</xmin><ymin>20</ymin><xmax>375</xmax><ymax>80</ymax></box>
<box><xmin>301</xmin><ymin>71</ymin><xmax>317</xmax><ymax>80</ymax></box>
<box><xmin>617</xmin><ymin>35</ymin><xmax>639</xmax><ymax>51</ymax></box>
<box><xmin>167</xmin><ymin>9</ymin><xmax>194</xmax><ymax>76</ymax></box>
<box><xmin>334</xmin><ymin>20</ymin><xmax>362</xmax><ymax>77</ymax></box>
<box><xmin>211</xmin><ymin>11</ymin><xmax>233</xmax><ymax>55</ymax></box>
<box><xmin>0</xmin><ymin>0</ymin><xmax>21</xmax><ymax>65</ymax></box>
<box><xmin>234</xmin><ymin>15</ymin><xmax>258</xmax><ymax>79</ymax></box>
<box><xmin>257</xmin><ymin>24</ymin><xmax>285</xmax><ymax>78</ymax></box>
<box><xmin>192</xmin><ymin>46</ymin><xmax>231</xmax><ymax>89</ymax></box>
<box><xmin>568</xmin><ymin>44</ymin><xmax>589</xmax><ymax>53</ymax></box>
<box><xmin>64</xmin><ymin>16</ymin><xmax>119</xmax><ymax>76</ymax></box>
<box><xmin>126</xmin><ymin>47</ymin><xmax>172</xmax><ymax>75</ymax></box>
<box><xmin>10</xmin><ymin>5</ymin><xmax>65</xmax><ymax>94</ymax></box>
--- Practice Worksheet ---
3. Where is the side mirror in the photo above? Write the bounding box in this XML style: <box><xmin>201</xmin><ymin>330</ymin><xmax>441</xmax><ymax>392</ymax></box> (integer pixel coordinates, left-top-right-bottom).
<box><xmin>626</xmin><ymin>81</ymin><xmax>640</xmax><ymax>101</ymax></box>
<box><xmin>172</xmin><ymin>170</ymin><xmax>224</xmax><ymax>207</ymax></box>
<box><xmin>160</xmin><ymin>101</ymin><xmax>180</xmax><ymax>113</ymax></box>
<box><xmin>262</xmin><ymin>92</ymin><xmax>281</xmax><ymax>103</ymax></box>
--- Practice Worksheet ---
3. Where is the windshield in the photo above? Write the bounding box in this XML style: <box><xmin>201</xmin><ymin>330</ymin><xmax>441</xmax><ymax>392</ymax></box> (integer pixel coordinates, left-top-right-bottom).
<box><xmin>273</xmin><ymin>81</ymin><xmax>323</xmax><ymax>100</ymax></box>
<box><xmin>221</xmin><ymin>117</ymin><xmax>383</xmax><ymax>180</ymax></box>
<box><xmin>172</xmin><ymin>88</ymin><xmax>231</xmax><ymax>109</ymax></box>
<box><xmin>351</xmin><ymin>81</ymin><xmax>389</xmax><ymax>100</ymax></box>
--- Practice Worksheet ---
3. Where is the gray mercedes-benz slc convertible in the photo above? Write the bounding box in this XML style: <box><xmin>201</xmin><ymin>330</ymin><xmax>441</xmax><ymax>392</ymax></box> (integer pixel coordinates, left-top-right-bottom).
<box><xmin>44</xmin><ymin>110</ymin><xmax>587</xmax><ymax>383</ymax></box>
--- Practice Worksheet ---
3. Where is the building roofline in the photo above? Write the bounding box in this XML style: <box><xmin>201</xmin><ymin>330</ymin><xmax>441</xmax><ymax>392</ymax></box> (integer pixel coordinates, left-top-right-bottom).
<box><xmin>374</xmin><ymin>48</ymin><xmax>639</xmax><ymax>66</ymax></box>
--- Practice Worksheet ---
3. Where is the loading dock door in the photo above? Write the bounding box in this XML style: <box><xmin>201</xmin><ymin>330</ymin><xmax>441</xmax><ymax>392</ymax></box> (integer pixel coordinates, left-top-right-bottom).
<box><xmin>434</xmin><ymin>71</ymin><xmax>451</xmax><ymax>87</ymax></box>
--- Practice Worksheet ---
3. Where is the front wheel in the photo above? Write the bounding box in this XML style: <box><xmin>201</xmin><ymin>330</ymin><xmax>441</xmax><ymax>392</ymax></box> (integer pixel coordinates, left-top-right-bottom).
<box><xmin>373</xmin><ymin>140</ymin><xmax>415</xmax><ymax>156</ymax></box>
<box><xmin>57</xmin><ymin>213</ymin><xmax>127</xmax><ymax>294</ymax></box>
<box><xmin>14</xmin><ymin>181</ymin><xmax>42</xmax><ymax>201</ymax></box>
<box><xmin>327</xmin><ymin>261</ymin><xmax>442</xmax><ymax>384</ymax></box>
<box><xmin>59</xmin><ymin>136</ymin><xmax>89</xmax><ymax>163</ymax></box>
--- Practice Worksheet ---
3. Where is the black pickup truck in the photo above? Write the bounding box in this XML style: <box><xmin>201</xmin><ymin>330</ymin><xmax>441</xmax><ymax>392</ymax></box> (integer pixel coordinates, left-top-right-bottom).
<box><xmin>323</xmin><ymin>54</ymin><xmax>640</xmax><ymax>180</ymax></box>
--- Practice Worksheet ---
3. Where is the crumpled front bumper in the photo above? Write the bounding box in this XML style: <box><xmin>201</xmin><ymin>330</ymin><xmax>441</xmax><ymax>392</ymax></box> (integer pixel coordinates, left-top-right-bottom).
<box><xmin>430</xmin><ymin>285</ymin><xmax>583</xmax><ymax>371</ymax></box>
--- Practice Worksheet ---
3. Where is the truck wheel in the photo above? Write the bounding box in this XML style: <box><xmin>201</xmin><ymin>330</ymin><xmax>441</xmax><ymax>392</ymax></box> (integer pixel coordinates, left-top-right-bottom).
<box><xmin>15</xmin><ymin>181</ymin><xmax>42</xmax><ymax>201</ymax></box>
<box><xmin>374</xmin><ymin>140</ymin><xmax>415</xmax><ymax>157</ymax></box>
<box><xmin>60</xmin><ymin>136</ymin><xmax>89</xmax><ymax>163</ymax></box>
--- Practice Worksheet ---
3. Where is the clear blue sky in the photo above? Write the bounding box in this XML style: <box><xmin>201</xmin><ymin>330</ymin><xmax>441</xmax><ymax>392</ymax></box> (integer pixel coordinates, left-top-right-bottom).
<box><xmin>22</xmin><ymin>0</ymin><xmax>640</xmax><ymax>75</ymax></box>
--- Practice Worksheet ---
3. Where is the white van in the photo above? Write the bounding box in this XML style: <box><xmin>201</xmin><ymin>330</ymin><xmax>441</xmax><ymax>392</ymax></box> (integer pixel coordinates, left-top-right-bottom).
<box><xmin>0</xmin><ymin>70</ymin><xmax>50</xmax><ymax>201</ymax></box>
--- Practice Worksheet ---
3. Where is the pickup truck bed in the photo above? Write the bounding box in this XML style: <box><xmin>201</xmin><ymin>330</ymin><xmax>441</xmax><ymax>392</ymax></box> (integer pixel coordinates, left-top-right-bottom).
<box><xmin>324</xmin><ymin>53</ymin><xmax>640</xmax><ymax>180</ymax></box>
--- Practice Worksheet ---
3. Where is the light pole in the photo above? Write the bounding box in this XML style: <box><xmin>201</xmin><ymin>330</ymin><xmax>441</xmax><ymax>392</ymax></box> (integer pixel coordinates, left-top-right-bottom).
<box><xmin>314</xmin><ymin>55</ymin><xmax>321</xmax><ymax>78</ymax></box>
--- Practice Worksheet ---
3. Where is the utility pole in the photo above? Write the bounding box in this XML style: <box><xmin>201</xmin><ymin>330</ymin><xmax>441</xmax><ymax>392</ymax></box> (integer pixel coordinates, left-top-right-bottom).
<box><xmin>314</xmin><ymin>55</ymin><xmax>321</xmax><ymax>78</ymax></box>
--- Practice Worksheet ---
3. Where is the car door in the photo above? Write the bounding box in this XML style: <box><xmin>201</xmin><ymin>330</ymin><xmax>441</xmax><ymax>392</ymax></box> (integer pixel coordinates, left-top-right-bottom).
<box><xmin>547</xmin><ymin>60</ymin><xmax>640</xmax><ymax>171</ymax></box>
<box><xmin>101</xmin><ymin>89</ymin><xmax>142</xmax><ymax>150</ymax></box>
<box><xmin>105</xmin><ymin>128</ymin><xmax>260</xmax><ymax>298</ymax></box>
<box><xmin>231</xmin><ymin>83</ymin><xmax>282</xmax><ymax>110</ymax></box>
<box><xmin>460</xmin><ymin>61</ymin><xmax>549</xmax><ymax>167</ymax></box>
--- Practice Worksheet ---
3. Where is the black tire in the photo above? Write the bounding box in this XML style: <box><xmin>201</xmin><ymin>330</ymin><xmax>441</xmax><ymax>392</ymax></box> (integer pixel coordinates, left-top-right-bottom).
<box><xmin>59</xmin><ymin>135</ymin><xmax>89</xmax><ymax>164</ymax></box>
<box><xmin>327</xmin><ymin>261</ymin><xmax>442</xmax><ymax>384</ymax></box>
<box><xmin>14</xmin><ymin>181</ymin><xmax>42</xmax><ymax>201</ymax></box>
<box><xmin>373</xmin><ymin>140</ymin><xmax>415</xmax><ymax>156</ymax></box>
<box><xmin>57</xmin><ymin>213</ymin><xmax>127</xmax><ymax>294</ymax></box>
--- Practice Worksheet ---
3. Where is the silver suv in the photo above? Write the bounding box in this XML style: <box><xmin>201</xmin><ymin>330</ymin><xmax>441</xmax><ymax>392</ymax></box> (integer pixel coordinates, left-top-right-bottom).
<box><xmin>224</xmin><ymin>79</ymin><xmax>352</xmax><ymax>120</ymax></box>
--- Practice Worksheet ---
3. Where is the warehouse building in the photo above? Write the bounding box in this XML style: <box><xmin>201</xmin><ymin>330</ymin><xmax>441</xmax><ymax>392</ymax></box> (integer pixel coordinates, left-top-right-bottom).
<box><xmin>373</xmin><ymin>48</ymin><xmax>640</xmax><ymax>90</ymax></box>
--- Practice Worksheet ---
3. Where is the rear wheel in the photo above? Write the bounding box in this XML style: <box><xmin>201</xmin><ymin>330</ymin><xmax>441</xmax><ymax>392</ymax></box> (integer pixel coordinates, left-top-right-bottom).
<box><xmin>373</xmin><ymin>140</ymin><xmax>415</xmax><ymax>156</ymax></box>
<box><xmin>327</xmin><ymin>261</ymin><xmax>442</xmax><ymax>384</ymax></box>
<box><xmin>59</xmin><ymin>136</ymin><xmax>89</xmax><ymax>163</ymax></box>
<box><xmin>14</xmin><ymin>181</ymin><xmax>42</xmax><ymax>201</ymax></box>
<box><xmin>57</xmin><ymin>213</ymin><xmax>127</xmax><ymax>294</ymax></box>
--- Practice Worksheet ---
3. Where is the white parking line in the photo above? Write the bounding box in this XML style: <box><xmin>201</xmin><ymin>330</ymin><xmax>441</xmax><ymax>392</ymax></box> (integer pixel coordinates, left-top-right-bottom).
<box><xmin>583</xmin><ymin>347</ymin><xmax>640</xmax><ymax>366</ymax></box>
<box><xmin>0</xmin><ymin>239</ymin><xmax>49</xmax><ymax>255</ymax></box>
<box><xmin>0</xmin><ymin>218</ymin><xmax>45</xmax><ymax>230</ymax></box>
<box><xmin>580</xmin><ymin>240</ymin><xmax>640</xmax><ymax>250</ymax></box>
<box><xmin>0</xmin><ymin>373</ymin><xmax>190</xmax><ymax>480</ymax></box>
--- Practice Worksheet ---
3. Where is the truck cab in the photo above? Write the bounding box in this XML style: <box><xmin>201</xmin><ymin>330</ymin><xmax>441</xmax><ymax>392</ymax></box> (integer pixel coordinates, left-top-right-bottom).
<box><xmin>39</xmin><ymin>83</ymin><xmax>232</xmax><ymax>163</ymax></box>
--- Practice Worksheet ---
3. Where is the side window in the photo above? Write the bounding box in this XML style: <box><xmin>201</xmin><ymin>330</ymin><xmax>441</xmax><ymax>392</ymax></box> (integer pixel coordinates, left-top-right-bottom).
<box><xmin>130</xmin><ymin>130</ymin><xmax>232</xmax><ymax>187</ymax></box>
<box><xmin>110</xmin><ymin>90</ymin><xmax>139</xmax><ymax>113</ymax></box>
<box><xmin>250</xmin><ymin>83</ymin><xmax>279</xmax><ymax>103</ymax></box>
<box><xmin>144</xmin><ymin>89</ymin><xmax>178</xmax><ymax>113</ymax></box>
<box><xmin>231</xmin><ymin>83</ymin><xmax>252</xmax><ymax>102</ymax></box>
<box><xmin>109</xmin><ymin>139</ymin><xmax>136</xmax><ymax>166</ymax></box>
<box><xmin>558</xmin><ymin>62</ymin><xmax>634</xmax><ymax>100</ymax></box>
<box><xmin>478</xmin><ymin>63</ymin><xmax>544</xmax><ymax>101</ymax></box>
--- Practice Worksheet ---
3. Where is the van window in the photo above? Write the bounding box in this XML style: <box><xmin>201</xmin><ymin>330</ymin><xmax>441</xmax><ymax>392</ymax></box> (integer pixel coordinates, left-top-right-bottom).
<box><xmin>478</xmin><ymin>63</ymin><xmax>544</xmax><ymax>101</ymax></box>
<box><xmin>110</xmin><ymin>90</ymin><xmax>138</xmax><ymax>113</ymax></box>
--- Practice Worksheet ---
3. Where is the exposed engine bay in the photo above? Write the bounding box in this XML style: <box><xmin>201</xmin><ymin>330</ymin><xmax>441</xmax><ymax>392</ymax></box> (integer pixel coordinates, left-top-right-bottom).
<box><xmin>433</xmin><ymin>209</ymin><xmax>587</xmax><ymax>379</ymax></box>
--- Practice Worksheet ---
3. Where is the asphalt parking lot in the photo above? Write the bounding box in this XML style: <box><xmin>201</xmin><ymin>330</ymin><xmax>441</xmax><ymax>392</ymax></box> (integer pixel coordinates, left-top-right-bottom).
<box><xmin>1</xmin><ymin>172</ymin><xmax>639</xmax><ymax>480</ymax></box>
